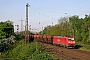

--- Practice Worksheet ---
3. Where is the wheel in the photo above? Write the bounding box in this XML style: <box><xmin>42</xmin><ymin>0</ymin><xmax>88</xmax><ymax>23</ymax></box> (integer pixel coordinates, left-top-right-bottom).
<box><xmin>64</xmin><ymin>45</ymin><xmax>66</xmax><ymax>48</ymax></box>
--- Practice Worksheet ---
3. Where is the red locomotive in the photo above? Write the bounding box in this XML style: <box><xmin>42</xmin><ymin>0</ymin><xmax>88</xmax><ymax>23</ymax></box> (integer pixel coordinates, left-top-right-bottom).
<box><xmin>53</xmin><ymin>36</ymin><xmax>75</xmax><ymax>48</ymax></box>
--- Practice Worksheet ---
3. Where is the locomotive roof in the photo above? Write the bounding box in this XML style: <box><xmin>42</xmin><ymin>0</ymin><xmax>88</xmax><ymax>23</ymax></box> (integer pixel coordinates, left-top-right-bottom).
<box><xmin>54</xmin><ymin>36</ymin><xmax>64</xmax><ymax>38</ymax></box>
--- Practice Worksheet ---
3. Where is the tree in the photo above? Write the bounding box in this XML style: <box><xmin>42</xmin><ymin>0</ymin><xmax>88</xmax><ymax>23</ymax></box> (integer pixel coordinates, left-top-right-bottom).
<box><xmin>0</xmin><ymin>20</ymin><xmax>14</xmax><ymax>39</ymax></box>
<box><xmin>42</xmin><ymin>15</ymin><xmax>90</xmax><ymax>43</ymax></box>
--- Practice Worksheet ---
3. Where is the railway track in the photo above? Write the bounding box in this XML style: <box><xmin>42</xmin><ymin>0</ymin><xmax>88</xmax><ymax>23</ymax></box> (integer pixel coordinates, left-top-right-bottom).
<box><xmin>39</xmin><ymin>42</ymin><xmax>90</xmax><ymax>60</ymax></box>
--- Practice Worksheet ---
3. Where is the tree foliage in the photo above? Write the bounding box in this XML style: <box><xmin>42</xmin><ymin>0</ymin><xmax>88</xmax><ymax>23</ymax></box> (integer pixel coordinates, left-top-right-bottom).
<box><xmin>0</xmin><ymin>20</ymin><xmax>14</xmax><ymax>39</ymax></box>
<box><xmin>42</xmin><ymin>15</ymin><xmax>90</xmax><ymax>43</ymax></box>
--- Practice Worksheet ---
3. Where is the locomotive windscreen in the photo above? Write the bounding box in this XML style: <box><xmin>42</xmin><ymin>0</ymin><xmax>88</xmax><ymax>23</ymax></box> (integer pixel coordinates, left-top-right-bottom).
<box><xmin>68</xmin><ymin>38</ymin><xmax>74</xmax><ymax>40</ymax></box>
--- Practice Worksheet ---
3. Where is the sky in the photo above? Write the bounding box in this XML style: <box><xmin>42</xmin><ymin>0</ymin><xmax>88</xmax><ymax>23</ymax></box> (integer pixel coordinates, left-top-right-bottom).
<box><xmin>0</xmin><ymin>0</ymin><xmax>90</xmax><ymax>32</ymax></box>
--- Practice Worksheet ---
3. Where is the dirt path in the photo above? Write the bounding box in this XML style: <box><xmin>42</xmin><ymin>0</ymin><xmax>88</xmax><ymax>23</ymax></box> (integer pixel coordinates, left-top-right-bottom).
<box><xmin>39</xmin><ymin>42</ymin><xmax>90</xmax><ymax>60</ymax></box>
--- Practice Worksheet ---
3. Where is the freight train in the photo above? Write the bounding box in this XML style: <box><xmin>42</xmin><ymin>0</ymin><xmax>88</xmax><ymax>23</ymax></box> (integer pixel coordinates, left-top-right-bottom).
<box><xmin>25</xmin><ymin>34</ymin><xmax>75</xmax><ymax>48</ymax></box>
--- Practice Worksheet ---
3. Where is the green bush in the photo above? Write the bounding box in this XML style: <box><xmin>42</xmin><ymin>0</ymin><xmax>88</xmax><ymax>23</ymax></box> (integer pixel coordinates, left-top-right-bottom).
<box><xmin>1</xmin><ymin>40</ymin><xmax>53</xmax><ymax>60</ymax></box>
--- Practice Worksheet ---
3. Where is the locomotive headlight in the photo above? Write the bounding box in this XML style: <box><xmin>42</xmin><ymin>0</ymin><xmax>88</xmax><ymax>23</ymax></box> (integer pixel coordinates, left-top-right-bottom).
<box><xmin>68</xmin><ymin>41</ymin><xmax>70</xmax><ymax>43</ymax></box>
<box><xmin>73</xmin><ymin>41</ymin><xmax>75</xmax><ymax>43</ymax></box>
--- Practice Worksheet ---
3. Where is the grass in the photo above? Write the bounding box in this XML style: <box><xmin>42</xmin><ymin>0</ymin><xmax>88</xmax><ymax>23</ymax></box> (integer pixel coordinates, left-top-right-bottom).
<box><xmin>76</xmin><ymin>42</ymin><xmax>90</xmax><ymax>52</ymax></box>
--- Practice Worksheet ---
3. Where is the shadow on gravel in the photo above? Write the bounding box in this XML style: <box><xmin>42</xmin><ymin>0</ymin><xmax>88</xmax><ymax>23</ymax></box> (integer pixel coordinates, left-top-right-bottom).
<box><xmin>75</xmin><ymin>45</ymin><xmax>83</xmax><ymax>49</ymax></box>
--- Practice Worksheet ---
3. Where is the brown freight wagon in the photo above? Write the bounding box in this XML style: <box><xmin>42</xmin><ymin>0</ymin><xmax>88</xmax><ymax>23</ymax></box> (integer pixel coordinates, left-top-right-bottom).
<box><xmin>24</xmin><ymin>34</ymin><xmax>34</xmax><ymax>43</ymax></box>
<box><xmin>39</xmin><ymin>35</ymin><xmax>43</xmax><ymax>42</ymax></box>
<box><xmin>42</xmin><ymin>35</ymin><xmax>47</xmax><ymax>43</ymax></box>
<box><xmin>46</xmin><ymin>36</ymin><xmax>53</xmax><ymax>44</ymax></box>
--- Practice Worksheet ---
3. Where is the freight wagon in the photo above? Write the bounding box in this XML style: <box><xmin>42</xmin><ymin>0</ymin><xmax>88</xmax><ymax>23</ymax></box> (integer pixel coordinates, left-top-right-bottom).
<box><xmin>24</xmin><ymin>34</ymin><xmax>34</xmax><ymax>43</ymax></box>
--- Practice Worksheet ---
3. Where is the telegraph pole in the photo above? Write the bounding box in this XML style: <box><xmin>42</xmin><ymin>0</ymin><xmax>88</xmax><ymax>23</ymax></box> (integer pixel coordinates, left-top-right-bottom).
<box><xmin>25</xmin><ymin>3</ymin><xmax>30</xmax><ymax>43</ymax></box>
<box><xmin>26</xmin><ymin>3</ymin><xmax>30</xmax><ymax>33</ymax></box>
<box><xmin>19</xmin><ymin>18</ymin><xmax>24</xmax><ymax>32</ymax></box>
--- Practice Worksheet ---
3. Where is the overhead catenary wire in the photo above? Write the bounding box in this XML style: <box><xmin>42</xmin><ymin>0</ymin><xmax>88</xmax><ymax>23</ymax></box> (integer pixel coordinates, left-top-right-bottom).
<box><xmin>29</xmin><ymin>7</ymin><xmax>58</xmax><ymax>20</ymax></box>
<box><xmin>29</xmin><ymin>4</ymin><xmax>90</xmax><ymax>21</ymax></box>
<box><xmin>28</xmin><ymin>5</ymin><xmax>90</xmax><ymax>28</ymax></box>
<box><xmin>30</xmin><ymin>4</ymin><xmax>90</xmax><ymax>17</ymax></box>
<box><xmin>31</xmin><ymin>6</ymin><xmax>64</xmax><ymax>13</ymax></box>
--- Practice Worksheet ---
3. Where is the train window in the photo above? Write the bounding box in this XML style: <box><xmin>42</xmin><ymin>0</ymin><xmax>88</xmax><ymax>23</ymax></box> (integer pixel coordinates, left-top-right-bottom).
<box><xmin>68</xmin><ymin>38</ymin><xmax>74</xmax><ymax>40</ymax></box>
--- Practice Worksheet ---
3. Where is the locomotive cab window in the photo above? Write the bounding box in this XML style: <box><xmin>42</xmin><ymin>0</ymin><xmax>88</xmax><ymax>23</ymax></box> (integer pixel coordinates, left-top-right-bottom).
<box><xmin>68</xmin><ymin>38</ymin><xmax>74</xmax><ymax>40</ymax></box>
